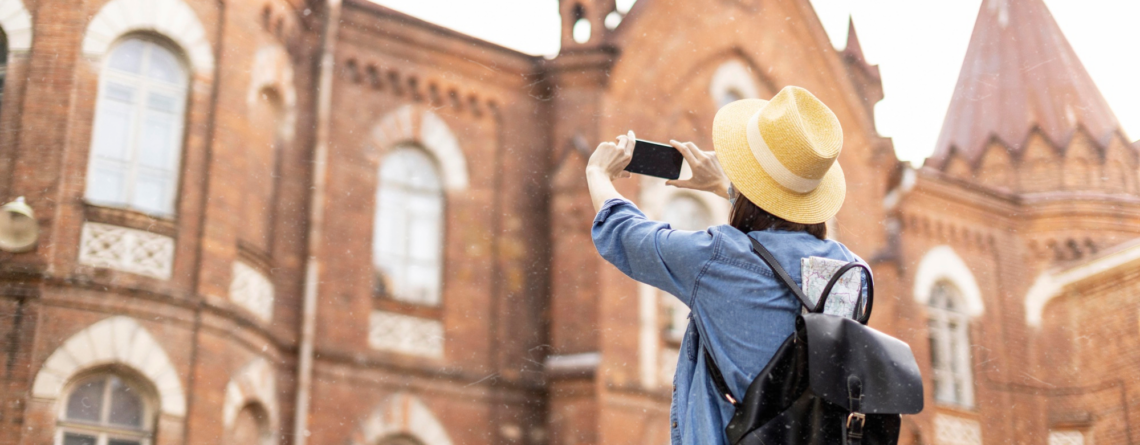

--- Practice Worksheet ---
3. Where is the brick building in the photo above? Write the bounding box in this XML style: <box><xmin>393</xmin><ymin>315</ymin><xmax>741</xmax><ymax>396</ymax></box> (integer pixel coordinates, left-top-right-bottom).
<box><xmin>0</xmin><ymin>0</ymin><xmax>1136</xmax><ymax>444</ymax></box>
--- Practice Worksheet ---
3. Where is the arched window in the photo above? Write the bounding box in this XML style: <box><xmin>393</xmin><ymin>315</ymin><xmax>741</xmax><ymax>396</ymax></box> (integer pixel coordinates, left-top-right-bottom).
<box><xmin>85</xmin><ymin>37</ymin><xmax>189</xmax><ymax>217</ymax></box>
<box><xmin>373</xmin><ymin>146</ymin><xmax>444</xmax><ymax>306</ymax></box>
<box><xmin>709</xmin><ymin>60</ymin><xmax>761</xmax><ymax>110</ymax></box>
<box><xmin>717</xmin><ymin>88</ymin><xmax>745</xmax><ymax>109</ymax></box>
<box><xmin>58</xmin><ymin>373</ymin><xmax>154</xmax><ymax>445</ymax></box>
<box><xmin>227</xmin><ymin>403</ymin><xmax>271</xmax><ymax>445</ymax></box>
<box><xmin>660</xmin><ymin>194</ymin><xmax>712</xmax><ymax>340</ymax></box>
<box><xmin>243</xmin><ymin>87</ymin><xmax>285</xmax><ymax>251</ymax></box>
<box><xmin>927</xmin><ymin>281</ymin><xmax>974</xmax><ymax>407</ymax></box>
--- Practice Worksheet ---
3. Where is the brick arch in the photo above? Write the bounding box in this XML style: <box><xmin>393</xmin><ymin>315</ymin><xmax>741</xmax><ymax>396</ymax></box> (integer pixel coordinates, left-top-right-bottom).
<box><xmin>350</xmin><ymin>392</ymin><xmax>453</xmax><ymax>445</ymax></box>
<box><xmin>81</xmin><ymin>0</ymin><xmax>214</xmax><ymax>76</ymax></box>
<box><xmin>0</xmin><ymin>0</ymin><xmax>33</xmax><ymax>53</ymax></box>
<box><xmin>222</xmin><ymin>358</ymin><xmax>278</xmax><ymax>443</ymax></box>
<box><xmin>709</xmin><ymin>59</ymin><xmax>762</xmax><ymax>102</ymax></box>
<box><xmin>31</xmin><ymin>316</ymin><xmax>186</xmax><ymax>417</ymax></box>
<box><xmin>370</xmin><ymin>105</ymin><xmax>468</xmax><ymax>191</ymax></box>
<box><xmin>248</xmin><ymin>44</ymin><xmax>296</xmax><ymax>142</ymax></box>
<box><xmin>913</xmin><ymin>245</ymin><xmax>985</xmax><ymax>317</ymax></box>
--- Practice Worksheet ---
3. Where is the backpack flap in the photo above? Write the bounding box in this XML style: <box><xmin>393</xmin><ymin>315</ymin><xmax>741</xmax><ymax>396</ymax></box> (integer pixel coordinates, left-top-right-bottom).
<box><xmin>801</xmin><ymin>313</ymin><xmax>924</xmax><ymax>414</ymax></box>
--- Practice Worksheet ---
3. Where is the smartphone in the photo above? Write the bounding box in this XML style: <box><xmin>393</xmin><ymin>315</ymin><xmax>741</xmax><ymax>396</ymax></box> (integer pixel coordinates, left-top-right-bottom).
<box><xmin>624</xmin><ymin>139</ymin><xmax>684</xmax><ymax>180</ymax></box>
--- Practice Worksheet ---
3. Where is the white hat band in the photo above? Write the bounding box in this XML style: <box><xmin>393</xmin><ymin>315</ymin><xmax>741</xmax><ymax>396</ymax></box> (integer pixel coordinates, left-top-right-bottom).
<box><xmin>746</xmin><ymin>109</ymin><xmax>823</xmax><ymax>194</ymax></box>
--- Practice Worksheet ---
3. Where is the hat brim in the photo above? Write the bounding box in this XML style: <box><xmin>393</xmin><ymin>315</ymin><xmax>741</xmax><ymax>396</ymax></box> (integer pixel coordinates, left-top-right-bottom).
<box><xmin>713</xmin><ymin>99</ymin><xmax>846</xmax><ymax>225</ymax></box>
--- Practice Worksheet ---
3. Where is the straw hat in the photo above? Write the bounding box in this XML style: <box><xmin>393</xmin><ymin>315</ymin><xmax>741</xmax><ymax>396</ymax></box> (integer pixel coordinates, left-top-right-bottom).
<box><xmin>713</xmin><ymin>86</ymin><xmax>845</xmax><ymax>225</ymax></box>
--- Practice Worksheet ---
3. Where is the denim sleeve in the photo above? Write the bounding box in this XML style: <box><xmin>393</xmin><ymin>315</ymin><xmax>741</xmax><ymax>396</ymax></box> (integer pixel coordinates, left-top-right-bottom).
<box><xmin>591</xmin><ymin>198</ymin><xmax>716</xmax><ymax>307</ymax></box>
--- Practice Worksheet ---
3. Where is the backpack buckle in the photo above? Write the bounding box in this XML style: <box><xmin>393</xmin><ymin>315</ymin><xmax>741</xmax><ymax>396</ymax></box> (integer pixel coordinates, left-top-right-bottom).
<box><xmin>846</xmin><ymin>412</ymin><xmax>865</xmax><ymax>438</ymax></box>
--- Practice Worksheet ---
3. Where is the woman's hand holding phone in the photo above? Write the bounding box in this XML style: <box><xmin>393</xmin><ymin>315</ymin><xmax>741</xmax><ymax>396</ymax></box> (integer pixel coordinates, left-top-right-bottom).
<box><xmin>666</xmin><ymin>140</ymin><xmax>732</xmax><ymax>200</ymax></box>
<box><xmin>587</xmin><ymin>130</ymin><xmax>636</xmax><ymax>180</ymax></box>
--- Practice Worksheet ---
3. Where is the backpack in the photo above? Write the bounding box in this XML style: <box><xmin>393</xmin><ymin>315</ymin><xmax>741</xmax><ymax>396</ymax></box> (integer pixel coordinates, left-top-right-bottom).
<box><xmin>701</xmin><ymin>237</ymin><xmax>924</xmax><ymax>445</ymax></box>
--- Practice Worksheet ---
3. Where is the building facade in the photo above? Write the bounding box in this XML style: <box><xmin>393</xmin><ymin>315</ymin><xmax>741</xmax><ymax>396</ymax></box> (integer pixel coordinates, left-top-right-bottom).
<box><xmin>0</xmin><ymin>0</ymin><xmax>1136</xmax><ymax>444</ymax></box>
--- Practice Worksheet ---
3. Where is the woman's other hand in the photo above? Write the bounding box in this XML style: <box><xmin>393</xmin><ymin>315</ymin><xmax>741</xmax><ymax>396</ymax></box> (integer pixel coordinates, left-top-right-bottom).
<box><xmin>666</xmin><ymin>140</ymin><xmax>732</xmax><ymax>199</ymax></box>
<box><xmin>587</xmin><ymin>130</ymin><xmax>635</xmax><ymax>180</ymax></box>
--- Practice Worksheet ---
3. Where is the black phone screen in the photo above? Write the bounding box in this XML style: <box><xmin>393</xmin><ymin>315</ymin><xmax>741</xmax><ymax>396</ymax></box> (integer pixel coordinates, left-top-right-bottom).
<box><xmin>624</xmin><ymin>139</ymin><xmax>684</xmax><ymax>180</ymax></box>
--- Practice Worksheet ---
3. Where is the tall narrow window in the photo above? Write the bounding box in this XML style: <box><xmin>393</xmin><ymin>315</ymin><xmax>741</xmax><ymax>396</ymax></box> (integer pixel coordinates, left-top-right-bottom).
<box><xmin>242</xmin><ymin>88</ymin><xmax>284</xmax><ymax>252</ymax></box>
<box><xmin>373</xmin><ymin>146</ymin><xmax>444</xmax><ymax>306</ymax></box>
<box><xmin>86</xmin><ymin>37</ymin><xmax>189</xmax><ymax>217</ymax></box>
<box><xmin>927</xmin><ymin>281</ymin><xmax>974</xmax><ymax>407</ymax></box>
<box><xmin>58</xmin><ymin>374</ymin><xmax>154</xmax><ymax>445</ymax></box>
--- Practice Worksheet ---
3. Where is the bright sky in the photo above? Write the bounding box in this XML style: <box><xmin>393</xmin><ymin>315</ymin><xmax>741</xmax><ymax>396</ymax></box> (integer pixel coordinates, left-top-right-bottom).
<box><xmin>369</xmin><ymin>0</ymin><xmax>1140</xmax><ymax>163</ymax></box>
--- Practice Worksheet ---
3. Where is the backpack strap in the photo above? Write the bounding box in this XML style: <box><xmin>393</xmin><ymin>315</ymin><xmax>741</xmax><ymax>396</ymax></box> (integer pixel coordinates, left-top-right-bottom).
<box><xmin>703</xmin><ymin>235</ymin><xmax>812</xmax><ymax>409</ymax></box>
<box><xmin>745</xmin><ymin>236</ymin><xmax>814</xmax><ymax>310</ymax></box>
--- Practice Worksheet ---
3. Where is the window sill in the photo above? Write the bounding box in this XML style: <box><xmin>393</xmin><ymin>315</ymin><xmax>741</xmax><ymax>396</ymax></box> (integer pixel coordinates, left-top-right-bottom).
<box><xmin>83</xmin><ymin>202</ymin><xmax>176</xmax><ymax>238</ymax></box>
<box><xmin>372</xmin><ymin>297</ymin><xmax>442</xmax><ymax>319</ymax></box>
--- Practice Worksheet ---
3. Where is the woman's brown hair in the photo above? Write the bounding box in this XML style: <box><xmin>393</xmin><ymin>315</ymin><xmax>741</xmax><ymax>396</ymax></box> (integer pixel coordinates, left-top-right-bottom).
<box><xmin>729</xmin><ymin>193</ymin><xmax>828</xmax><ymax>240</ymax></box>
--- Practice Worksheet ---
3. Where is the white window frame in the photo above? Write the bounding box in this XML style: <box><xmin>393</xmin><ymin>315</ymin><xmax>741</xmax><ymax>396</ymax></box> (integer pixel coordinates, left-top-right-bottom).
<box><xmin>927</xmin><ymin>281</ymin><xmax>975</xmax><ymax>408</ymax></box>
<box><xmin>54</xmin><ymin>373</ymin><xmax>156</xmax><ymax>445</ymax></box>
<box><xmin>85</xmin><ymin>35</ymin><xmax>189</xmax><ymax>218</ymax></box>
<box><xmin>373</xmin><ymin>145</ymin><xmax>445</xmax><ymax>307</ymax></box>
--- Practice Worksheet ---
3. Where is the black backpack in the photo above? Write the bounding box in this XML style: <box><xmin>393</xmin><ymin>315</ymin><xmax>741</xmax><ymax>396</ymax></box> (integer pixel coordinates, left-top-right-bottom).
<box><xmin>701</xmin><ymin>237</ymin><xmax>924</xmax><ymax>445</ymax></box>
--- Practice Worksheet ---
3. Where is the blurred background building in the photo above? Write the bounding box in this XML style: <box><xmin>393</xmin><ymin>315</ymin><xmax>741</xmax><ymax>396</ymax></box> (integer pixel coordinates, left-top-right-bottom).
<box><xmin>0</xmin><ymin>0</ymin><xmax>1137</xmax><ymax>444</ymax></box>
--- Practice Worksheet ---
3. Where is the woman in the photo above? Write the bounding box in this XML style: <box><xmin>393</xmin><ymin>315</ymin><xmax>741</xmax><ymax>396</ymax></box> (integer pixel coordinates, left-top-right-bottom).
<box><xmin>586</xmin><ymin>86</ymin><xmax>865</xmax><ymax>444</ymax></box>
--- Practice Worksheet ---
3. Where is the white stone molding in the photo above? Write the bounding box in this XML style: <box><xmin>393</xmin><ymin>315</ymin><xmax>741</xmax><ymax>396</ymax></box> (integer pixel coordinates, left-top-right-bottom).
<box><xmin>247</xmin><ymin>44</ymin><xmax>297</xmax><ymax>142</ymax></box>
<box><xmin>222</xmin><ymin>358</ymin><xmax>278</xmax><ymax>443</ymax></box>
<box><xmin>0</xmin><ymin>0</ymin><xmax>33</xmax><ymax>53</ymax></box>
<box><xmin>709</xmin><ymin>59</ymin><xmax>761</xmax><ymax>103</ymax></box>
<box><xmin>81</xmin><ymin>0</ymin><xmax>214</xmax><ymax>76</ymax></box>
<box><xmin>1025</xmin><ymin>238</ymin><xmax>1140</xmax><ymax>327</ymax></box>
<box><xmin>229</xmin><ymin>261</ymin><xmax>275</xmax><ymax>322</ymax></box>
<box><xmin>913</xmin><ymin>245</ymin><xmax>984</xmax><ymax>318</ymax></box>
<box><xmin>78</xmin><ymin>222</ymin><xmax>175</xmax><ymax>280</ymax></box>
<box><xmin>31</xmin><ymin>316</ymin><xmax>186</xmax><ymax>417</ymax></box>
<box><xmin>371</xmin><ymin>105</ymin><xmax>469</xmax><ymax>191</ymax></box>
<box><xmin>368</xmin><ymin>311</ymin><xmax>444</xmax><ymax>358</ymax></box>
<box><xmin>933</xmin><ymin>414</ymin><xmax>981</xmax><ymax>445</ymax></box>
<box><xmin>1048</xmin><ymin>430</ymin><xmax>1085</xmax><ymax>445</ymax></box>
<box><xmin>350</xmin><ymin>392</ymin><xmax>454</xmax><ymax>445</ymax></box>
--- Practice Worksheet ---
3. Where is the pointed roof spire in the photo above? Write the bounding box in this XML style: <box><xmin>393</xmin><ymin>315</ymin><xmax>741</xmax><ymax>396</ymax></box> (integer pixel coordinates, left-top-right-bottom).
<box><xmin>929</xmin><ymin>0</ymin><xmax>1124</xmax><ymax>166</ymax></box>
<box><xmin>844</xmin><ymin>15</ymin><xmax>867</xmax><ymax>64</ymax></box>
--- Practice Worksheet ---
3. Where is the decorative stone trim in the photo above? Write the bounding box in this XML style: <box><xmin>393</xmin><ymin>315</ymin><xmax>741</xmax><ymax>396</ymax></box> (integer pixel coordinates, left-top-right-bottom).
<box><xmin>0</xmin><ymin>0</ymin><xmax>33</xmax><ymax>53</ymax></box>
<box><xmin>1025</xmin><ymin>237</ymin><xmax>1140</xmax><ymax>326</ymax></box>
<box><xmin>913</xmin><ymin>245</ymin><xmax>984</xmax><ymax>318</ymax></box>
<box><xmin>81</xmin><ymin>0</ymin><xmax>214</xmax><ymax>76</ymax></box>
<box><xmin>1048</xmin><ymin>430</ymin><xmax>1085</xmax><ymax>445</ymax></box>
<box><xmin>247</xmin><ymin>44</ymin><xmax>297</xmax><ymax>142</ymax></box>
<box><xmin>78</xmin><ymin>222</ymin><xmax>175</xmax><ymax>280</ymax></box>
<box><xmin>223</xmin><ymin>358</ymin><xmax>278</xmax><ymax>443</ymax></box>
<box><xmin>350</xmin><ymin>392</ymin><xmax>453</xmax><ymax>445</ymax></box>
<box><xmin>368</xmin><ymin>311</ymin><xmax>443</xmax><ymax>358</ymax></box>
<box><xmin>371</xmin><ymin>105</ymin><xmax>468</xmax><ymax>191</ymax></box>
<box><xmin>933</xmin><ymin>414</ymin><xmax>982</xmax><ymax>445</ymax></box>
<box><xmin>229</xmin><ymin>261</ymin><xmax>274</xmax><ymax>322</ymax></box>
<box><xmin>31</xmin><ymin>316</ymin><xmax>186</xmax><ymax>417</ymax></box>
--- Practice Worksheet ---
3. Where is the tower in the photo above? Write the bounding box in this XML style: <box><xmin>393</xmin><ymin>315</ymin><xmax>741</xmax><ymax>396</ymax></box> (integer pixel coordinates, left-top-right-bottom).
<box><xmin>559</xmin><ymin>0</ymin><xmax>618</xmax><ymax>50</ymax></box>
<box><xmin>927</xmin><ymin>0</ymin><xmax>1134</xmax><ymax>195</ymax></box>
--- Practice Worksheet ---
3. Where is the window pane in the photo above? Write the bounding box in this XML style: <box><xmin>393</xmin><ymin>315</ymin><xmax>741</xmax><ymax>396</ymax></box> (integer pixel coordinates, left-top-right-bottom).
<box><xmin>107</xmin><ymin>39</ymin><xmax>145</xmax><ymax>74</ymax></box>
<box><xmin>146</xmin><ymin>44</ymin><xmax>185</xmax><ymax>85</ymax></box>
<box><xmin>87</xmin><ymin>163</ymin><xmax>128</xmax><ymax>204</ymax></box>
<box><xmin>65</xmin><ymin>378</ymin><xmax>106</xmax><ymax>422</ymax></box>
<box><xmin>131</xmin><ymin>172</ymin><xmax>171</xmax><ymax>215</ymax></box>
<box><xmin>139</xmin><ymin>107</ymin><xmax>177</xmax><ymax>169</ymax></box>
<box><xmin>91</xmin><ymin>86</ymin><xmax>136</xmax><ymax>161</ymax></box>
<box><xmin>108</xmin><ymin>376</ymin><xmax>143</xmax><ymax>427</ymax></box>
<box><xmin>63</xmin><ymin>433</ymin><xmax>98</xmax><ymax>445</ymax></box>
<box><xmin>109</xmin><ymin>440</ymin><xmax>142</xmax><ymax>445</ymax></box>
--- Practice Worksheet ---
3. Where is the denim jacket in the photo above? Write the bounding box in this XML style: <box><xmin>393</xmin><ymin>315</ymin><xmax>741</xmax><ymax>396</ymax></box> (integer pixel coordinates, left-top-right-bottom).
<box><xmin>591</xmin><ymin>198</ymin><xmax>865</xmax><ymax>445</ymax></box>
